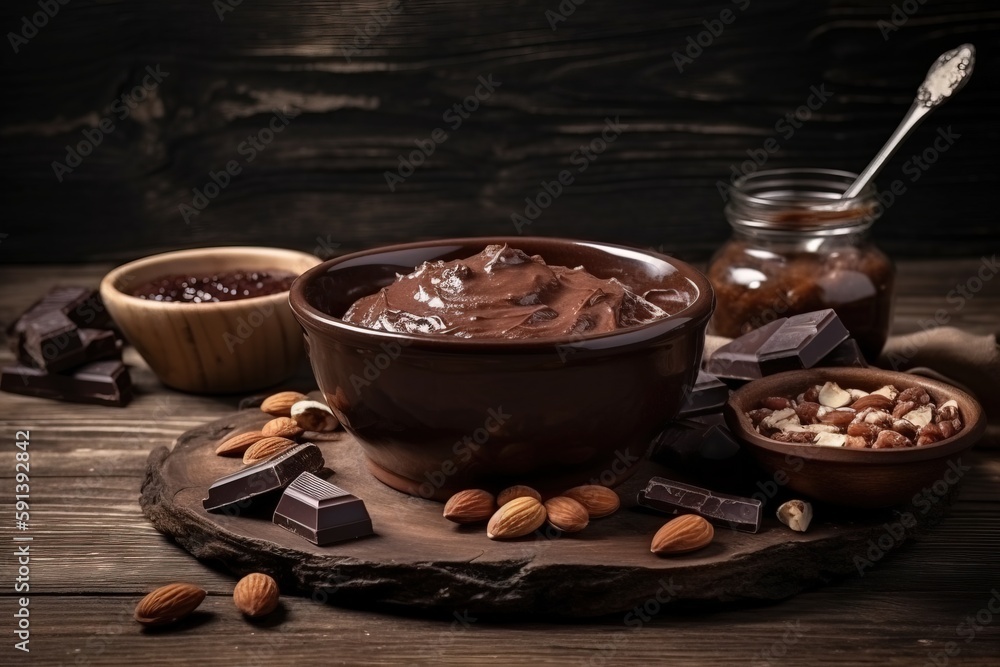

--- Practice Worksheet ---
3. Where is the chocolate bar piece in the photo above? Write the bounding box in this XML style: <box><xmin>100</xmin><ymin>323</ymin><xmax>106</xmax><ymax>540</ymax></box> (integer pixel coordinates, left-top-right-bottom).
<box><xmin>7</xmin><ymin>286</ymin><xmax>110</xmax><ymax>345</ymax></box>
<box><xmin>678</xmin><ymin>371</ymin><xmax>730</xmax><ymax>417</ymax></box>
<box><xmin>273</xmin><ymin>472</ymin><xmax>374</xmax><ymax>546</ymax></box>
<box><xmin>0</xmin><ymin>359</ymin><xmax>132</xmax><ymax>407</ymax></box>
<box><xmin>18</xmin><ymin>328</ymin><xmax>120</xmax><ymax>373</ymax></box>
<box><xmin>706</xmin><ymin>310</ymin><xmax>849</xmax><ymax>381</ymax></box>
<box><xmin>654</xmin><ymin>415</ymin><xmax>741</xmax><ymax>462</ymax></box>
<box><xmin>23</xmin><ymin>310</ymin><xmax>84</xmax><ymax>368</ymax></box>
<box><xmin>637</xmin><ymin>476</ymin><xmax>763</xmax><ymax>533</ymax></box>
<box><xmin>650</xmin><ymin>416</ymin><xmax>752</xmax><ymax>493</ymax></box>
<box><xmin>203</xmin><ymin>443</ymin><xmax>325</xmax><ymax>512</ymax></box>
<box><xmin>757</xmin><ymin>309</ymin><xmax>849</xmax><ymax>375</ymax></box>
<box><xmin>704</xmin><ymin>318</ymin><xmax>785</xmax><ymax>381</ymax></box>
<box><xmin>818</xmin><ymin>338</ymin><xmax>867</xmax><ymax>368</ymax></box>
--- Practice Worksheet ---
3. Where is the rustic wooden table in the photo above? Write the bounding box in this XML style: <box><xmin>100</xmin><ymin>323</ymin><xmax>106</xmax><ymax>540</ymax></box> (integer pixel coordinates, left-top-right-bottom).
<box><xmin>2</xmin><ymin>259</ymin><xmax>999</xmax><ymax>666</ymax></box>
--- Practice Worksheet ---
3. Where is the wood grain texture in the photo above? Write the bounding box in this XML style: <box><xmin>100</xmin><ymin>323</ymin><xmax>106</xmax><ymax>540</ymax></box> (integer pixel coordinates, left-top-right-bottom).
<box><xmin>138</xmin><ymin>408</ymin><xmax>965</xmax><ymax>616</ymax></box>
<box><xmin>0</xmin><ymin>1</ymin><xmax>997</xmax><ymax>263</ymax></box>
<box><xmin>0</xmin><ymin>260</ymin><xmax>998</xmax><ymax>664</ymax></box>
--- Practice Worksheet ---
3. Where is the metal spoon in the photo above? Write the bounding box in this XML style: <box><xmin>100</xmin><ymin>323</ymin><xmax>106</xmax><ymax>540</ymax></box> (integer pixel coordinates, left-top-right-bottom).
<box><xmin>842</xmin><ymin>43</ymin><xmax>975</xmax><ymax>199</ymax></box>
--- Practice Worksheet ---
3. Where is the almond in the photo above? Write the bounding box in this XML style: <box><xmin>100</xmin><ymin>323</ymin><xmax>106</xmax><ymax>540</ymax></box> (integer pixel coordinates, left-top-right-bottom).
<box><xmin>242</xmin><ymin>436</ymin><xmax>296</xmax><ymax>464</ymax></box>
<box><xmin>134</xmin><ymin>583</ymin><xmax>206</xmax><ymax>626</ymax></box>
<box><xmin>215</xmin><ymin>431</ymin><xmax>264</xmax><ymax>457</ymax></box>
<box><xmin>544</xmin><ymin>496</ymin><xmax>589</xmax><ymax>533</ymax></box>
<box><xmin>443</xmin><ymin>489</ymin><xmax>496</xmax><ymax>524</ymax></box>
<box><xmin>233</xmin><ymin>573</ymin><xmax>280</xmax><ymax>618</ymax></box>
<box><xmin>486</xmin><ymin>496</ymin><xmax>546</xmax><ymax>539</ymax></box>
<box><xmin>290</xmin><ymin>399</ymin><xmax>340</xmax><ymax>432</ymax></box>
<box><xmin>849</xmin><ymin>394</ymin><xmax>894</xmax><ymax>412</ymax></box>
<box><xmin>650</xmin><ymin>514</ymin><xmax>714</xmax><ymax>555</ymax></box>
<box><xmin>497</xmin><ymin>485</ymin><xmax>541</xmax><ymax>507</ymax></box>
<box><xmin>563</xmin><ymin>485</ymin><xmax>620</xmax><ymax>518</ymax></box>
<box><xmin>261</xmin><ymin>416</ymin><xmax>304</xmax><ymax>439</ymax></box>
<box><xmin>261</xmin><ymin>391</ymin><xmax>308</xmax><ymax>417</ymax></box>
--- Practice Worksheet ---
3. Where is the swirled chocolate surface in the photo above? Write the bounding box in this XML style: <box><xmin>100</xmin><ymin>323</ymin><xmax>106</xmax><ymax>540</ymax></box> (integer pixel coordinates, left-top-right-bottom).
<box><xmin>342</xmin><ymin>245</ymin><xmax>683</xmax><ymax>339</ymax></box>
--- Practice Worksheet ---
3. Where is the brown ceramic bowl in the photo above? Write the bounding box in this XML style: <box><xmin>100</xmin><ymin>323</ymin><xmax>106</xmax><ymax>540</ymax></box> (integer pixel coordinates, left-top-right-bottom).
<box><xmin>723</xmin><ymin>367</ymin><xmax>986</xmax><ymax>508</ymax></box>
<box><xmin>101</xmin><ymin>246</ymin><xmax>321</xmax><ymax>393</ymax></box>
<box><xmin>289</xmin><ymin>237</ymin><xmax>715</xmax><ymax>500</ymax></box>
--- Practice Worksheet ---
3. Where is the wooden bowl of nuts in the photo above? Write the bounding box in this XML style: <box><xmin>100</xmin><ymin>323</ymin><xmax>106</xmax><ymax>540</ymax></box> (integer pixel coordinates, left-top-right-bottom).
<box><xmin>723</xmin><ymin>367</ymin><xmax>986</xmax><ymax>508</ymax></box>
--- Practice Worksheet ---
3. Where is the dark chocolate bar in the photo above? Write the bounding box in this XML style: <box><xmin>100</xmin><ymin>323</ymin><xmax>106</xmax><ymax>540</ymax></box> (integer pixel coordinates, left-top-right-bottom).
<box><xmin>23</xmin><ymin>310</ymin><xmax>84</xmax><ymax>368</ymax></box>
<box><xmin>678</xmin><ymin>371</ymin><xmax>730</xmax><ymax>417</ymax></box>
<box><xmin>818</xmin><ymin>337</ymin><xmax>867</xmax><ymax>368</ymax></box>
<box><xmin>706</xmin><ymin>310</ymin><xmax>850</xmax><ymax>381</ymax></box>
<box><xmin>203</xmin><ymin>443</ymin><xmax>325</xmax><ymax>512</ymax></box>
<box><xmin>637</xmin><ymin>476</ymin><xmax>762</xmax><ymax>533</ymax></box>
<box><xmin>18</xmin><ymin>328</ymin><xmax>120</xmax><ymax>372</ymax></box>
<box><xmin>7</xmin><ymin>286</ymin><xmax>110</xmax><ymax>345</ymax></box>
<box><xmin>273</xmin><ymin>472</ymin><xmax>374</xmax><ymax>546</ymax></box>
<box><xmin>757</xmin><ymin>309</ymin><xmax>849</xmax><ymax>375</ymax></box>
<box><xmin>654</xmin><ymin>415</ymin><xmax>741</xmax><ymax>462</ymax></box>
<box><xmin>704</xmin><ymin>318</ymin><xmax>786</xmax><ymax>381</ymax></box>
<box><xmin>0</xmin><ymin>359</ymin><xmax>132</xmax><ymax>407</ymax></box>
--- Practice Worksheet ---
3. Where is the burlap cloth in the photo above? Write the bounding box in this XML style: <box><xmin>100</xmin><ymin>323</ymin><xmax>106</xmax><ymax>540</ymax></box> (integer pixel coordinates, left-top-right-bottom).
<box><xmin>704</xmin><ymin>327</ymin><xmax>1000</xmax><ymax>448</ymax></box>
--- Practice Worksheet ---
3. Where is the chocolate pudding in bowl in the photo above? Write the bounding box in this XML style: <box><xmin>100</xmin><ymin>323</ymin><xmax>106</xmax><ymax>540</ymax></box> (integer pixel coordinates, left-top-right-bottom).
<box><xmin>289</xmin><ymin>237</ymin><xmax>715</xmax><ymax>500</ymax></box>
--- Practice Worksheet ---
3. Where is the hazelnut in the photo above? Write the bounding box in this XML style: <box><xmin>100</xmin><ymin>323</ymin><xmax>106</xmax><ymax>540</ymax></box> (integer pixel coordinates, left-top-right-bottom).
<box><xmin>777</xmin><ymin>500</ymin><xmax>813</xmax><ymax>532</ymax></box>
<box><xmin>873</xmin><ymin>430</ymin><xmax>913</xmax><ymax>449</ymax></box>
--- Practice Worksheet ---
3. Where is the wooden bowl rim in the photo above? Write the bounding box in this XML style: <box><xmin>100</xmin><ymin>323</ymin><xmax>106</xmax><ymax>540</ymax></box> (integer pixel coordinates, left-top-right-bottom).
<box><xmin>723</xmin><ymin>367</ymin><xmax>986</xmax><ymax>464</ymax></box>
<box><xmin>99</xmin><ymin>246</ymin><xmax>321</xmax><ymax>311</ymax></box>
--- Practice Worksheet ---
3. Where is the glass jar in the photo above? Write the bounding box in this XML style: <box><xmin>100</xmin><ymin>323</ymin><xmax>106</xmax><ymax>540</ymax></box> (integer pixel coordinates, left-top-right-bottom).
<box><xmin>707</xmin><ymin>168</ymin><xmax>895</xmax><ymax>361</ymax></box>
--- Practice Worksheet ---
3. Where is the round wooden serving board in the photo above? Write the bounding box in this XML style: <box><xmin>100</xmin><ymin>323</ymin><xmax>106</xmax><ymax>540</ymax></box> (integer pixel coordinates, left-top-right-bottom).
<box><xmin>140</xmin><ymin>408</ymin><xmax>952</xmax><ymax>617</ymax></box>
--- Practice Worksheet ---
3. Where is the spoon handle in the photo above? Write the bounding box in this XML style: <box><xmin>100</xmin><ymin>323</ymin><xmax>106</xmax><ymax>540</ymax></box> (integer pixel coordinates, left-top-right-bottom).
<box><xmin>842</xmin><ymin>44</ymin><xmax>975</xmax><ymax>200</ymax></box>
<box><xmin>841</xmin><ymin>102</ymin><xmax>930</xmax><ymax>199</ymax></box>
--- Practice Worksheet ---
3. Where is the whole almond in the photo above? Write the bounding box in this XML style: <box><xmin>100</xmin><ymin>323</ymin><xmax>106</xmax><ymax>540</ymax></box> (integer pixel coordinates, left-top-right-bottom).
<box><xmin>261</xmin><ymin>416</ymin><xmax>304</xmax><ymax>439</ymax></box>
<box><xmin>290</xmin><ymin>400</ymin><xmax>340</xmax><ymax>432</ymax></box>
<box><xmin>650</xmin><ymin>514</ymin><xmax>714</xmax><ymax>555</ymax></box>
<box><xmin>443</xmin><ymin>489</ymin><xmax>495</xmax><ymax>524</ymax></box>
<box><xmin>850</xmin><ymin>394</ymin><xmax>894</xmax><ymax>412</ymax></box>
<box><xmin>486</xmin><ymin>496</ymin><xmax>546</xmax><ymax>539</ymax></box>
<box><xmin>563</xmin><ymin>485</ymin><xmax>620</xmax><ymax>518</ymax></box>
<box><xmin>261</xmin><ymin>391</ymin><xmax>308</xmax><ymax>417</ymax></box>
<box><xmin>134</xmin><ymin>583</ymin><xmax>206</xmax><ymax>626</ymax></box>
<box><xmin>233</xmin><ymin>573</ymin><xmax>280</xmax><ymax>618</ymax></box>
<box><xmin>242</xmin><ymin>436</ymin><xmax>296</xmax><ymax>464</ymax></box>
<box><xmin>497</xmin><ymin>485</ymin><xmax>541</xmax><ymax>507</ymax></box>
<box><xmin>215</xmin><ymin>431</ymin><xmax>264</xmax><ymax>457</ymax></box>
<box><xmin>544</xmin><ymin>496</ymin><xmax>589</xmax><ymax>533</ymax></box>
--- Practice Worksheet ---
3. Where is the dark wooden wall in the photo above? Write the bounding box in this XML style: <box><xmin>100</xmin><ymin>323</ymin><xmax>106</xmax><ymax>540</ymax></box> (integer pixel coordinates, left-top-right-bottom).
<box><xmin>0</xmin><ymin>0</ymin><xmax>997</xmax><ymax>263</ymax></box>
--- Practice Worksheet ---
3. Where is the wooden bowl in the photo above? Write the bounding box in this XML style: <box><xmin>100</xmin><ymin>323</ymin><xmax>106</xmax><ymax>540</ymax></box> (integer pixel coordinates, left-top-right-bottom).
<box><xmin>100</xmin><ymin>247</ymin><xmax>320</xmax><ymax>393</ymax></box>
<box><xmin>723</xmin><ymin>367</ymin><xmax>986</xmax><ymax>508</ymax></box>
